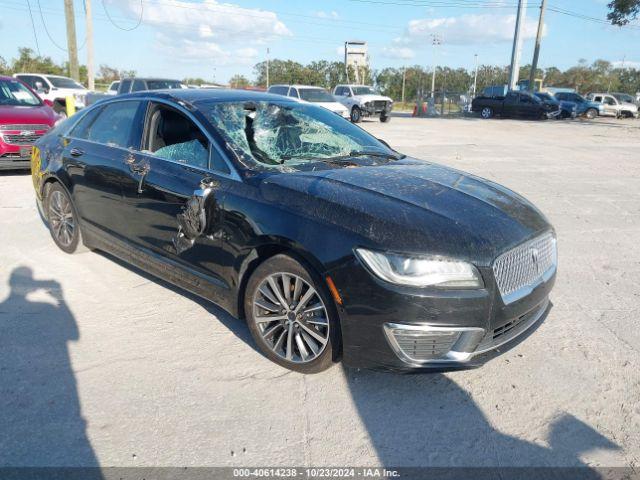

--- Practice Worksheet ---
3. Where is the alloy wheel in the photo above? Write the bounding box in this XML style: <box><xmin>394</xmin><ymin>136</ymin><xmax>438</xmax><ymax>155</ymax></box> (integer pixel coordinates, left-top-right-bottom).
<box><xmin>48</xmin><ymin>190</ymin><xmax>75</xmax><ymax>248</ymax></box>
<box><xmin>252</xmin><ymin>273</ymin><xmax>330</xmax><ymax>363</ymax></box>
<box><xmin>481</xmin><ymin>107</ymin><xmax>492</xmax><ymax>119</ymax></box>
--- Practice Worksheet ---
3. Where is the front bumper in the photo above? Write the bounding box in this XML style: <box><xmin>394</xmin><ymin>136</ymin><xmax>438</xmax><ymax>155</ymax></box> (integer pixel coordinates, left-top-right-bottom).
<box><xmin>361</xmin><ymin>103</ymin><xmax>393</xmax><ymax>117</ymax></box>
<box><xmin>329</xmin><ymin>255</ymin><xmax>556</xmax><ymax>372</ymax></box>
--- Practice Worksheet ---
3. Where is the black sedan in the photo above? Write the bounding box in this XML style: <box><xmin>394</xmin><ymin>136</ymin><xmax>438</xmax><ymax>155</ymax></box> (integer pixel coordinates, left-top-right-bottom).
<box><xmin>31</xmin><ymin>89</ymin><xmax>557</xmax><ymax>373</ymax></box>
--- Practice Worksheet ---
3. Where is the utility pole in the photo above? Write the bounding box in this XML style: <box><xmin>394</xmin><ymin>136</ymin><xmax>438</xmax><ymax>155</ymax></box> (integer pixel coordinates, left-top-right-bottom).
<box><xmin>528</xmin><ymin>0</ymin><xmax>546</xmax><ymax>92</ymax></box>
<box><xmin>430</xmin><ymin>33</ymin><xmax>441</xmax><ymax>99</ymax></box>
<box><xmin>85</xmin><ymin>0</ymin><xmax>95</xmax><ymax>90</ymax></box>
<box><xmin>401</xmin><ymin>67</ymin><xmax>406</xmax><ymax>104</ymax></box>
<box><xmin>508</xmin><ymin>0</ymin><xmax>527</xmax><ymax>90</ymax></box>
<box><xmin>64</xmin><ymin>0</ymin><xmax>80</xmax><ymax>81</ymax></box>
<box><xmin>472</xmin><ymin>53</ymin><xmax>479</xmax><ymax>97</ymax></box>
<box><xmin>266</xmin><ymin>47</ymin><xmax>270</xmax><ymax>88</ymax></box>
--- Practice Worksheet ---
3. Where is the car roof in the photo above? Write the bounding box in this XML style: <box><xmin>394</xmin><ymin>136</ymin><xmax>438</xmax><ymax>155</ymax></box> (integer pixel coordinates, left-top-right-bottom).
<box><xmin>111</xmin><ymin>88</ymin><xmax>299</xmax><ymax>105</ymax></box>
<box><xmin>121</xmin><ymin>77</ymin><xmax>181</xmax><ymax>82</ymax></box>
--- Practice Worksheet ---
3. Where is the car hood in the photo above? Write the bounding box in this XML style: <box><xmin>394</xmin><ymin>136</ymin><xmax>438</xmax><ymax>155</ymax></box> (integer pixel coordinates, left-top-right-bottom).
<box><xmin>260</xmin><ymin>158</ymin><xmax>551</xmax><ymax>264</ymax></box>
<box><xmin>0</xmin><ymin>105</ymin><xmax>56</xmax><ymax>126</ymax></box>
<box><xmin>355</xmin><ymin>94</ymin><xmax>392</xmax><ymax>103</ymax></box>
<box><xmin>620</xmin><ymin>102</ymin><xmax>638</xmax><ymax>111</ymax></box>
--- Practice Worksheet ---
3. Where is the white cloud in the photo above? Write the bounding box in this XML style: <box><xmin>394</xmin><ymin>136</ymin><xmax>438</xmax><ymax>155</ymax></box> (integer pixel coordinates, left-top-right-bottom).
<box><xmin>612</xmin><ymin>60</ymin><xmax>640</xmax><ymax>69</ymax></box>
<box><xmin>313</xmin><ymin>10</ymin><xmax>340</xmax><ymax>19</ymax></box>
<box><xmin>395</xmin><ymin>13</ymin><xmax>541</xmax><ymax>46</ymax></box>
<box><xmin>381</xmin><ymin>46</ymin><xmax>415</xmax><ymax>60</ymax></box>
<box><xmin>105</xmin><ymin>0</ymin><xmax>291</xmax><ymax>65</ymax></box>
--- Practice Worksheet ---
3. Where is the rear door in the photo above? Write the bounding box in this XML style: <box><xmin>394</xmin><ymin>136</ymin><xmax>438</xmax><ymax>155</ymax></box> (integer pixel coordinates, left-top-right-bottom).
<box><xmin>503</xmin><ymin>92</ymin><xmax>520</xmax><ymax>117</ymax></box>
<box><xmin>63</xmin><ymin>99</ymin><xmax>146</xmax><ymax>239</ymax></box>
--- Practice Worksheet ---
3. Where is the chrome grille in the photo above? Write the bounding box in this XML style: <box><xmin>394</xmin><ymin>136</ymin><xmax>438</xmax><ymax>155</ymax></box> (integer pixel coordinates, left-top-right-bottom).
<box><xmin>387</xmin><ymin>328</ymin><xmax>460</xmax><ymax>361</ymax></box>
<box><xmin>373</xmin><ymin>100</ymin><xmax>387</xmax><ymax>110</ymax></box>
<box><xmin>0</xmin><ymin>124</ymin><xmax>50</xmax><ymax>131</ymax></box>
<box><xmin>492</xmin><ymin>232</ymin><xmax>557</xmax><ymax>302</ymax></box>
<box><xmin>2</xmin><ymin>132</ymin><xmax>44</xmax><ymax>145</ymax></box>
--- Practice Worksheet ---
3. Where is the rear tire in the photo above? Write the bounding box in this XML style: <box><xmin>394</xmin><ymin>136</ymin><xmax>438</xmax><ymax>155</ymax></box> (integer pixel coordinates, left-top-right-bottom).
<box><xmin>45</xmin><ymin>183</ymin><xmax>86</xmax><ymax>254</ymax></box>
<box><xmin>350</xmin><ymin>106</ymin><xmax>362</xmax><ymax>123</ymax></box>
<box><xmin>244</xmin><ymin>254</ymin><xmax>340</xmax><ymax>374</ymax></box>
<box><xmin>380</xmin><ymin>113</ymin><xmax>390</xmax><ymax>123</ymax></box>
<box><xmin>480</xmin><ymin>107</ymin><xmax>493</xmax><ymax>119</ymax></box>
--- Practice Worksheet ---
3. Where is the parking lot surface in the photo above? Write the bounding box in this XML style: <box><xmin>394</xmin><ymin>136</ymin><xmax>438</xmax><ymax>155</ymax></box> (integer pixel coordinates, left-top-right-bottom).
<box><xmin>1</xmin><ymin>116</ymin><xmax>639</xmax><ymax>469</ymax></box>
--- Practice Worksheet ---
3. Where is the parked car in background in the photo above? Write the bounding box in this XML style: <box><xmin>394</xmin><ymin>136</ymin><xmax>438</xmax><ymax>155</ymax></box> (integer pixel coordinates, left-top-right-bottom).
<box><xmin>267</xmin><ymin>84</ymin><xmax>349</xmax><ymax>119</ymax></box>
<box><xmin>0</xmin><ymin>76</ymin><xmax>57</xmax><ymax>170</ymax></box>
<box><xmin>587</xmin><ymin>93</ymin><xmax>638</xmax><ymax>118</ymax></box>
<box><xmin>32</xmin><ymin>89</ymin><xmax>555</xmax><ymax>373</ymax></box>
<box><xmin>534</xmin><ymin>92</ymin><xmax>577</xmax><ymax>119</ymax></box>
<box><xmin>472</xmin><ymin>90</ymin><xmax>561</xmax><ymax>119</ymax></box>
<box><xmin>106</xmin><ymin>81</ymin><xmax>120</xmax><ymax>95</ymax></box>
<box><xmin>332</xmin><ymin>84</ymin><xmax>393</xmax><ymax>123</ymax></box>
<box><xmin>13</xmin><ymin>73</ymin><xmax>88</xmax><ymax>116</ymax></box>
<box><xmin>552</xmin><ymin>91</ymin><xmax>602</xmax><ymax>119</ymax></box>
<box><xmin>610</xmin><ymin>92</ymin><xmax>640</xmax><ymax>108</ymax></box>
<box><xmin>117</xmin><ymin>78</ymin><xmax>183</xmax><ymax>95</ymax></box>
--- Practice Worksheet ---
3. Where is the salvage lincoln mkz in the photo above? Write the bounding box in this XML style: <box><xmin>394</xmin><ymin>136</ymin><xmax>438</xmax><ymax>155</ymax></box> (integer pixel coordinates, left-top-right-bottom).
<box><xmin>31</xmin><ymin>90</ymin><xmax>556</xmax><ymax>373</ymax></box>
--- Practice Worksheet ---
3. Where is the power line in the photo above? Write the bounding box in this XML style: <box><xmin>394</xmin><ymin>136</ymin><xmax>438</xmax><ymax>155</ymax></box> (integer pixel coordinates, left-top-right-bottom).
<box><xmin>36</xmin><ymin>0</ymin><xmax>88</xmax><ymax>52</ymax></box>
<box><xmin>101</xmin><ymin>0</ymin><xmax>143</xmax><ymax>31</ymax></box>
<box><xmin>25</xmin><ymin>0</ymin><xmax>41</xmax><ymax>56</ymax></box>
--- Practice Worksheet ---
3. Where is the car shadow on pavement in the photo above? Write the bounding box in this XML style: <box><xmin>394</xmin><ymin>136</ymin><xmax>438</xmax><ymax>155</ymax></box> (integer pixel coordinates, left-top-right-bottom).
<box><xmin>96</xmin><ymin>251</ymin><xmax>257</xmax><ymax>352</ymax></box>
<box><xmin>343</xmin><ymin>310</ymin><xmax>621</xmax><ymax>476</ymax></box>
<box><xmin>0</xmin><ymin>267</ymin><xmax>103</xmax><ymax>478</ymax></box>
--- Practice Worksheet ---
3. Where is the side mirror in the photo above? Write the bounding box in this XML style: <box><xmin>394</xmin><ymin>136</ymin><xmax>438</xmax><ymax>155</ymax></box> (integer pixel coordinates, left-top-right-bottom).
<box><xmin>35</xmin><ymin>81</ymin><xmax>47</xmax><ymax>93</ymax></box>
<box><xmin>344</xmin><ymin>92</ymin><xmax>351</xmax><ymax>97</ymax></box>
<box><xmin>43</xmin><ymin>99</ymin><xmax>54</xmax><ymax>108</ymax></box>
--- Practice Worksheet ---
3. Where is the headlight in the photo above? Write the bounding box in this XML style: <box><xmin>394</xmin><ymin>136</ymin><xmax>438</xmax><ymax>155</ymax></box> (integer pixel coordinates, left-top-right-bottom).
<box><xmin>355</xmin><ymin>248</ymin><xmax>484</xmax><ymax>288</ymax></box>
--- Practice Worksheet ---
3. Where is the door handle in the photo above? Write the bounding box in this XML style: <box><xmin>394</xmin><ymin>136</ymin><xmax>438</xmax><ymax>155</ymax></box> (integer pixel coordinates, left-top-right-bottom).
<box><xmin>69</xmin><ymin>147</ymin><xmax>84</xmax><ymax>157</ymax></box>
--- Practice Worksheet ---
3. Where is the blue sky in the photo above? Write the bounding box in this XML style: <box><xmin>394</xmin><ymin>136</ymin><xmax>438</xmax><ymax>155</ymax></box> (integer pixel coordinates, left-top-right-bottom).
<box><xmin>1</xmin><ymin>0</ymin><xmax>639</xmax><ymax>83</ymax></box>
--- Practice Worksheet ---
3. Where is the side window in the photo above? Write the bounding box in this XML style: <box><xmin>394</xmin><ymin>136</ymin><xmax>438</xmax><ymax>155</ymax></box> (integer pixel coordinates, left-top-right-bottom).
<box><xmin>334</xmin><ymin>87</ymin><xmax>344</xmax><ymax>96</ymax></box>
<box><xmin>604</xmin><ymin>96</ymin><xmax>616</xmax><ymax>105</ymax></box>
<box><xmin>271</xmin><ymin>86</ymin><xmax>287</xmax><ymax>95</ymax></box>
<box><xmin>17</xmin><ymin>75</ymin><xmax>35</xmax><ymax>88</ymax></box>
<box><xmin>144</xmin><ymin>105</ymin><xmax>210</xmax><ymax>170</ymax></box>
<box><xmin>119</xmin><ymin>79</ymin><xmax>132</xmax><ymax>93</ymax></box>
<box><xmin>288</xmin><ymin>88</ymin><xmax>299</xmax><ymax>98</ymax></box>
<box><xmin>520</xmin><ymin>94</ymin><xmax>531</xmax><ymax>103</ymax></box>
<box><xmin>69</xmin><ymin>107</ymin><xmax>104</xmax><ymax>139</ymax></box>
<box><xmin>83</xmin><ymin>101</ymin><xmax>141</xmax><ymax>148</ymax></box>
<box><xmin>131</xmin><ymin>79</ymin><xmax>146</xmax><ymax>92</ymax></box>
<box><xmin>594</xmin><ymin>96</ymin><xmax>602</xmax><ymax>103</ymax></box>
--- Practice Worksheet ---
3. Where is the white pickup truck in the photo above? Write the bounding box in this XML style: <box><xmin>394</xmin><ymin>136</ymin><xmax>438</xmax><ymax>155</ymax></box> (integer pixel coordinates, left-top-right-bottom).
<box><xmin>332</xmin><ymin>84</ymin><xmax>393</xmax><ymax>123</ymax></box>
<box><xmin>13</xmin><ymin>73</ymin><xmax>88</xmax><ymax>117</ymax></box>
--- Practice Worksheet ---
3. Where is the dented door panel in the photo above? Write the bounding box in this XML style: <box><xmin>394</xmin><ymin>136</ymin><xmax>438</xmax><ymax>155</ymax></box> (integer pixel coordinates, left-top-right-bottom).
<box><xmin>119</xmin><ymin>152</ymin><xmax>233</xmax><ymax>289</ymax></box>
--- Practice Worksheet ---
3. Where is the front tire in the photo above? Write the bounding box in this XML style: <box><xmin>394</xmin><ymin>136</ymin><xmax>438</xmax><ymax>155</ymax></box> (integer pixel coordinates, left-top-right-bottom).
<box><xmin>350</xmin><ymin>106</ymin><xmax>362</xmax><ymax>123</ymax></box>
<box><xmin>380</xmin><ymin>113</ymin><xmax>390</xmax><ymax>123</ymax></box>
<box><xmin>480</xmin><ymin>107</ymin><xmax>493</xmax><ymax>119</ymax></box>
<box><xmin>244</xmin><ymin>254</ymin><xmax>340</xmax><ymax>373</ymax></box>
<box><xmin>45</xmin><ymin>183</ymin><xmax>84</xmax><ymax>254</ymax></box>
<box><xmin>585</xmin><ymin>108</ymin><xmax>597</xmax><ymax>119</ymax></box>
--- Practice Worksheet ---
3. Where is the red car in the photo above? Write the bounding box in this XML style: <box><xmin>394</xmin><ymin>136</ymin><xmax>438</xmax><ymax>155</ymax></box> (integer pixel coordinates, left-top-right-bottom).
<box><xmin>0</xmin><ymin>76</ymin><xmax>58</xmax><ymax>171</ymax></box>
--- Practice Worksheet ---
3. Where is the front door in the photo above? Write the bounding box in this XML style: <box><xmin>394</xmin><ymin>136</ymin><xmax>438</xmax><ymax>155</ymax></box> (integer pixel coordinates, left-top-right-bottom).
<box><xmin>118</xmin><ymin>101</ymin><xmax>236</xmax><ymax>301</ymax></box>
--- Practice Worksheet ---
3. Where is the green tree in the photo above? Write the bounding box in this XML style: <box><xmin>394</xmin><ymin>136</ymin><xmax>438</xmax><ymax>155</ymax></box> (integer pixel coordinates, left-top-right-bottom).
<box><xmin>608</xmin><ymin>0</ymin><xmax>640</xmax><ymax>25</ymax></box>
<box><xmin>229</xmin><ymin>74</ymin><xmax>250</xmax><ymax>88</ymax></box>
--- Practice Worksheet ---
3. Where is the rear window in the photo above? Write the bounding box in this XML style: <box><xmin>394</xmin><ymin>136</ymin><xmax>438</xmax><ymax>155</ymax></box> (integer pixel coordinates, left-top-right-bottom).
<box><xmin>145</xmin><ymin>80</ymin><xmax>182</xmax><ymax>90</ymax></box>
<box><xmin>72</xmin><ymin>101</ymin><xmax>141</xmax><ymax>148</ymax></box>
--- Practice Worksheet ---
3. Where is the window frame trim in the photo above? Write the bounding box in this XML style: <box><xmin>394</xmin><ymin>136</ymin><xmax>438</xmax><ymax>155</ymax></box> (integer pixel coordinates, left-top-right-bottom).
<box><xmin>139</xmin><ymin>97</ymin><xmax>240</xmax><ymax>181</ymax></box>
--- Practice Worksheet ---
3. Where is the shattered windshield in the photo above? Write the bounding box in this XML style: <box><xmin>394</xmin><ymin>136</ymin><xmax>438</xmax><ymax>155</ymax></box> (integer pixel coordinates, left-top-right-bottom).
<box><xmin>202</xmin><ymin>100</ymin><xmax>398</xmax><ymax>170</ymax></box>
